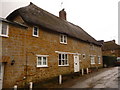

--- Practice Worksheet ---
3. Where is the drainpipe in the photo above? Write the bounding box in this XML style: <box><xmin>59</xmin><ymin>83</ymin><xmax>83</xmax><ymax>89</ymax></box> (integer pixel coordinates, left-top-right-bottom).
<box><xmin>25</xmin><ymin>52</ymin><xmax>35</xmax><ymax>87</ymax></box>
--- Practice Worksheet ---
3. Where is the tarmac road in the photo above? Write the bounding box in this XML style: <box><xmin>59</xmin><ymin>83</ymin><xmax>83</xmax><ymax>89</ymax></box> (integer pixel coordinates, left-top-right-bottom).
<box><xmin>70</xmin><ymin>67</ymin><xmax>119</xmax><ymax>88</ymax></box>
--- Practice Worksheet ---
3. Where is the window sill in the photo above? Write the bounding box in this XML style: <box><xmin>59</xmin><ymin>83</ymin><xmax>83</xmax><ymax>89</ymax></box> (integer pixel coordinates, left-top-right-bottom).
<box><xmin>58</xmin><ymin>65</ymin><xmax>69</xmax><ymax>67</ymax></box>
<box><xmin>0</xmin><ymin>35</ymin><xmax>9</xmax><ymax>38</ymax></box>
<box><xmin>32</xmin><ymin>35</ymin><xmax>39</xmax><ymax>38</ymax></box>
<box><xmin>37</xmin><ymin>65</ymin><xmax>48</xmax><ymax>68</ymax></box>
<box><xmin>60</xmin><ymin>42</ymin><xmax>67</xmax><ymax>45</ymax></box>
<box><xmin>98</xmin><ymin>63</ymin><xmax>101</xmax><ymax>64</ymax></box>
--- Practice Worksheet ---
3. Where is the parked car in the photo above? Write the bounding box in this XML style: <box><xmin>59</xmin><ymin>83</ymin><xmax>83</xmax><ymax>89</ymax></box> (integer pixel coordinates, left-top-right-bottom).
<box><xmin>115</xmin><ymin>57</ymin><xmax>120</xmax><ymax>66</ymax></box>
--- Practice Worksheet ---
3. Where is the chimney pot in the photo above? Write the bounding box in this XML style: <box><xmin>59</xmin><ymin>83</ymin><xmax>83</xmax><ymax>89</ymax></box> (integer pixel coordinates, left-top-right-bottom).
<box><xmin>112</xmin><ymin>40</ymin><xmax>115</xmax><ymax>43</ymax></box>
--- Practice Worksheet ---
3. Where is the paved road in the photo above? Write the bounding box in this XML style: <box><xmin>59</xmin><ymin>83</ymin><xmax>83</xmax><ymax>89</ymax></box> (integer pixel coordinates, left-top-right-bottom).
<box><xmin>71</xmin><ymin>67</ymin><xmax>119</xmax><ymax>88</ymax></box>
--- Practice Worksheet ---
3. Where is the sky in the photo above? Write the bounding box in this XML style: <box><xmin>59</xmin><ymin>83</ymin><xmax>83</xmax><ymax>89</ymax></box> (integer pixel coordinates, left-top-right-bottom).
<box><xmin>0</xmin><ymin>0</ymin><xmax>119</xmax><ymax>44</ymax></box>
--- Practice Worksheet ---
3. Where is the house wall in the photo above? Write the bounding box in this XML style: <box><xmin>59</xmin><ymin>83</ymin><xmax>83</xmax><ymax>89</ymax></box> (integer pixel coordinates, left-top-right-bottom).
<box><xmin>2</xmin><ymin>16</ymin><xmax>103</xmax><ymax>88</ymax></box>
<box><xmin>102</xmin><ymin>50</ymin><xmax>120</xmax><ymax>57</ymax></box>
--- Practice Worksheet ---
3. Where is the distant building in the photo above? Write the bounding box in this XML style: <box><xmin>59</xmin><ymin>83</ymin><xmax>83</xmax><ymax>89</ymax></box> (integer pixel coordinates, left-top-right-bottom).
<box><xmin>0</xmin><ymin>2</ymin><xmax>103</xmax><ymax>88</ymax></box>
<box><xmin>102</xmin><ymin>40</ymin><xmax>120</xmax><ymax>67</ymax></box>
<box><xmin>102</xmin><ymin>40</ymin><xmax>120</xmax><ymax>57</ymax></box>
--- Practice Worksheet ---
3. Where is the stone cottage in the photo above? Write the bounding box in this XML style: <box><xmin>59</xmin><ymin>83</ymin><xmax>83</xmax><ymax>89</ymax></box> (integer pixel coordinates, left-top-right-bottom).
<box><xmin>0</xmin><ymin>2</ymin><xmax>103</xmax><ymax>88</ymax></box>
<box><xmin>102</xmin><ymin>40</ymin><xmax>120</xmax><ymax>57</ymax></box>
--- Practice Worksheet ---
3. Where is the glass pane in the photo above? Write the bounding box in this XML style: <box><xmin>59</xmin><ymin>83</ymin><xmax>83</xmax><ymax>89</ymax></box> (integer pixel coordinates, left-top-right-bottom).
<box><xmin>34</xmin><ymin>27</ymin><xmax>38</xmax><ymax>35</ymax></box>
<box><xmin>59</xmin><ymin>60</ymin><xmax>61</xmax><ymax>65</ymax></box>
<box><xmin>62</xmin><ymin>54</ymin><xmax>64</xmax><ymax>59</ymax></box>
<box><xmin>64</xmin><ymin>36</ymin><xmax>67</xmax><ymax>43</ymax></box>
<box><xmin>61</xmin><ymin>35</ymin><xmax>63</xmax><ymax>42</ymax></box>
<box><xmin>59</xmin><ymin>54</ymin><xmax>61</xmax><ymax>59</ymax></box>
<box><xmin>2</xmin><ymin>24</ymin><xmax>7</xmax><ymax>35</ymax></box>
<box><xmin>65</xmin><ymin>54</ymin><xmax>67</xmax><ymax>59</ymax></box>
<box><xmin>38</xmin><ymin>57</ymin><xmax>42</xmax><ymax>65</ymax></box>
<box><xmin>62</xmin><ymin>60</ymin><xmax>64</xmax><ymax>65</ymax></box>
<box><xmin>43</xmin><ymin>57</ymin><xmax>46</xmax><ymax>65</ymax></box>
<box><xmin>65</xmin><ymin>60</ymin><xmax>67</xmax><ymax>65</ymax></box>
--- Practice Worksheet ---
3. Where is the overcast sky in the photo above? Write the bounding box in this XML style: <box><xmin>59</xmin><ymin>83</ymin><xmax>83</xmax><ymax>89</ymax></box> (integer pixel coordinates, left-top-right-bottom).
<box><xmin>0</xmin><ymin>0</ymin><xmax>119</xmax><ymax>44</ymax></box>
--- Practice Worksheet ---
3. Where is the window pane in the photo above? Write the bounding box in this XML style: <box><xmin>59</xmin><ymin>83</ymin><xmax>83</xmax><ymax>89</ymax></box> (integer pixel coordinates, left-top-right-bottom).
<box><xmin>65</xmin><ymin>60</ymin><xmax>67</xmax><ymax>65</ymax></box>
<box><xmin>65</xmin><ymin>54</ymin><xmax>67</xmax><ymax>59</ymax></box>
<box><xmin>38</xmin><ymin>57</ymin><xmax>42</xmax><ymax>65</ymax></box>
<box><xmin>59</xmin><ymin>54</ymin><xmax>61</xmax><ymax>59</ymax></box>
<box><xmin>34</xmin><ymin>27</ymin><xmax>38</xmax><ymax>35</ymax></box>
<box><xmin>43</xmin><ymin>57</ymin><xmax>46</xmax><ymax>65</ymax></box>
<box><xmin>2</xmin><ymin>24</ymin><xmax>7</xmax><ymax>35</ymax></box>
<box><xmin>64</xmin><ymin>36</ymin><xmax>67</xmax><ymax>43</ymax></box>
<box><xmin>62</xmin><ymin>60</ymin><xmax>64</xmax><ymax>65</ymax></box>
<box><xmin>59</xmin><ymin>60</ymin><xmax>61</xmax><ymax>65</ymax></box>
<box><xmin>62</xmin><ymin>54</ymin><xmax>64</xmax><ymax>59</ymax></box>
<box><xmin>61</xmin><ymin>35</ymin><xmax>63</xmax><ymax>42</ymax></box>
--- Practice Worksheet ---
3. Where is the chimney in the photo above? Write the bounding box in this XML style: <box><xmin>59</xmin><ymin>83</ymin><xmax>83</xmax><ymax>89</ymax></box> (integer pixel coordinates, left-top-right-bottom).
<box><xmin>112</xmin><ymin>40</ymin><xmax>115</xmax><ymax>43</ymax></box>
<box><xmin>59</xmin><ymin>9</ymin><xmax>67</xmax><ymax>20</ymax></box>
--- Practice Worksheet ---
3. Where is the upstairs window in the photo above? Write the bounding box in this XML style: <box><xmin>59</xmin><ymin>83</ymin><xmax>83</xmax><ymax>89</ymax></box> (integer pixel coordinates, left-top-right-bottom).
<box><xmin>60</xmin><ymin>34</ymin><xmax>67</xmax><ymax>44</ymax></box>
<box><xmin>90</xmin><ymin>44</ymin><xmax>94</xmax><ymax>50</ymax></box>
<box><xmin>0</xmin><ymin>22</ymin><xmax>9</xmax><ymax>37</ymax></box>
<box><xmin>33</xmin><ymin>26</ymin><xmax>39</xmax><ymax>37</ymax></box>
<box><xmin>58</xmin><ymin>54</ymin><xmax>68</xmax><ymax>66</ymax></box>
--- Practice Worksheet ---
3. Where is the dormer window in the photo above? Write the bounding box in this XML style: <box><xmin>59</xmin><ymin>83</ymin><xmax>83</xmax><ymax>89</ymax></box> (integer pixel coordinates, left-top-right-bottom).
<box><xmin>60</xmin><ymin>34</ymin><xmax>67</xmax><ymax>44</ymax></box>
<box><xmin>0</xmin><ymin>22</ymin><xmax>9</xmax><ymax>37</ymax></box>
<box><xmin>33</xmin><ymin>26</ymin><xmax>39</xmax><ymax>37</ymax></box>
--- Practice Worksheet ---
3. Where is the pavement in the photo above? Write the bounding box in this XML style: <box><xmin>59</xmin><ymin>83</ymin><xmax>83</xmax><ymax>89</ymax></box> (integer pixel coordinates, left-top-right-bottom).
<box><xmin>34</xmin><ymin>66</ymin><xmax>120</xmax><ymax>89</ymax></box>
<box><xmin>65</xmin><ymin>67</ymin><xmax>119</xmax><ymax>88</ymax></box>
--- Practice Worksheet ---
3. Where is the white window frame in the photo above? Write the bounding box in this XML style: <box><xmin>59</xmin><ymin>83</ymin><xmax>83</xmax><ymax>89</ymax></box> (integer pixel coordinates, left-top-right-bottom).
<box><xmin>36</xmin><ymin>55</ymin><xmax>49</xmax><ymax>67</ymax></box>
<box><xmin>98</xmin><ymin>56</ymin><xmax>101</xmax><ymax>64</ymax></box>
<box><xmin>60</xmin><ymin>34</ymin><xmax>67</xmax><ymax>44</ymax></box>
<box><xmin>33</xmin><ymin>26</ymin><xmax>39</xmax><ymax>37</ymax></box>
<box><xmin>0</xmin><ymin>22</ymin><xmax>9</xmax><ymax>37</ymax></box>
<box><xmin>90</xmin><ymin>56</ymin><xmax>95</xmax><ymax>64</ymax></box>
<box><xmin>58</xmin><ymin>53</ymin><xmax>69</xmax><ymax>66</ymax></box>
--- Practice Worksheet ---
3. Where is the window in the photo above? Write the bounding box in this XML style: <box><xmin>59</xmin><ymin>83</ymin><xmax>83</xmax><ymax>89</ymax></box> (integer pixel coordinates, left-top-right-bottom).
<box><xmin>117</xmin><ymin>57</ymin><xmax>120</xmax><ymax>61</ymax></box>
<box><xmin>98</xmin><ymin>56</ymin><xmax>101</xmax><ymax>64</ymax></box>
<box><xmin>33</xmin><ymin>26</ymin><xmax>39</xmax><ymax>37</ymax></box>
<box><xmin>90</xmin><ymin>56</ymin><xmax>95</xmax><ymax>64</ymax></box>
<box><xmin>37</xmin><ymin>55</ymin><xmax>48</xmax><ymax>67</ymax></box>
<box><xmin>82</xmin><ymin>54</ymin><xmax>86</xmax><ymax>59</ymax></box>
<box><xmin>0</xmin><ymin>22</ymin><xmax>9</xmax><ymax>37</ymax></box>
<box><xmin>90</xmin><ymin>44</ymin><xmax>94</xmax><ymax>50</ymax></box>
<box><xmin>60</xmin><ymin>34</ymin><xmax>67</xmax><ymax>44</ymax></box>
<box><xmin>111</xmin><ymin>50</ymin><xmax>115</xmax><ymax>53</ymax></box>
<box><xmin>58</xmin><ymin>54</ymin><xmax>68</xmax><ymax>66</ymax></box>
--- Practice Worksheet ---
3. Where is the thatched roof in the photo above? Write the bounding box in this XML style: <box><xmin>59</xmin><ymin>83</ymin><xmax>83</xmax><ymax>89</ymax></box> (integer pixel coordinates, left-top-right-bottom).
<box><xmin>102</xmin><ymin>40</ymin><xmax>120</xmax><ymax>51</ymax></box>
<box><xmin>6</xmin><ymin>2</ymin><xmax>101</xmax><ymax>46</ymax></box>
<box><xmin>0</xmin><ymin>17</ymin><xmax>27</xmax><ymax>28</ymax></box>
